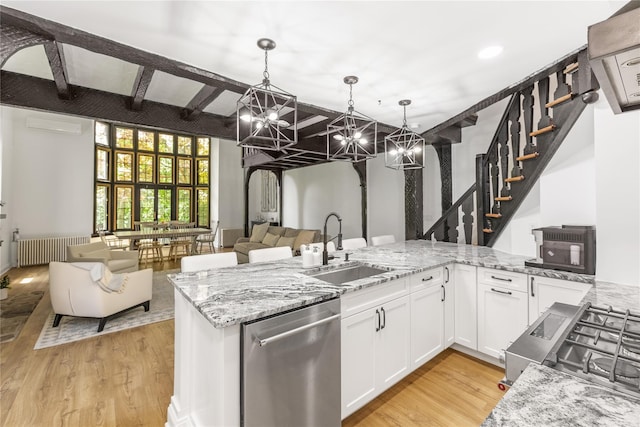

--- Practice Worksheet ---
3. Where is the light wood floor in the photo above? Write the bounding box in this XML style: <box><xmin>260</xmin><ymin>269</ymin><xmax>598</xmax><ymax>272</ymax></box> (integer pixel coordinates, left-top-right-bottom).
<box><xmin>1</xmin><ymin>256</ymin><xmax>505</xmax><ymax>427</ymax></box>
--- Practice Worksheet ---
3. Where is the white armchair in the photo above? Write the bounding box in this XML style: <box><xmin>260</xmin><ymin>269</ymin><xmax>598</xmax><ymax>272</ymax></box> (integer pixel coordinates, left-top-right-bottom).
<box><xmin>49</xmin><ymin>261</ymin><xmax>153</xmax><ymax>332</ymax></box>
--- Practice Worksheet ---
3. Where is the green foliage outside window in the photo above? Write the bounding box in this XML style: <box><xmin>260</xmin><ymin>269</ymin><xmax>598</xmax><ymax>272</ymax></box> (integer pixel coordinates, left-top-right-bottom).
<box><xmin>178</xmin><ymin>158</ymin><xmax>191</xmax><ymax>185</ymax></box>
<box><xmin>116</xmin><ymin>127</ymin><xmax>134</xmax><ymax>149</ymax></box>
<box><xmin>115</xmin><ymin>187</ymin><xmax>133</xmax><ymax>229</ymax></box>
<box><xmin>116</xmin><ymin>152</ymin><xmax>133</xmax><ymax>181</ymax></box>
<box><xmin>159</xmin><ymin>134</ymin><xmax>174</xmax><ymax>153</ymax></box>
<box><xmin>95</xmin><ymin>186</ymin><xmax>108</xmax><ymax>231</ymax></box>
<box><xmin>197</xmin><ymin>160</ymin><xmax>209</xmax><ymax>185</ymax></box>
<box><xmin>197</xmin><ymin>137</ymin><xmax>209</xmax><ymax>156</ymax></box>
<box><xmin>178</xmin><ymin>189</ymin><xmax>191</xmax><ymax>222</ymax></box>
<box><xmin>178</xmin><ymin>136</ymin><xmax>192</xmax><ymax>155</ymax></box>
<box><xmin>138</xmin><ymin>130</ymin><xmax>155</xmax><ymax>151</ymax></box>
<box><xmin>96</xmin><ymin>149</ymin><xmax>109</xmax><ymax>181</ymax></box>
<box><xmin>197</xmin><ymin>189</ymin><xmax>209</xmax><ymax>227</ymax></box>
<box><xmin>158</xmin><ymin>189</ymin><xmax>172</xmax><ymax>223</ymax></box>
<box><xmin>159</xmin><ymin>157</ymin><xmax>173</xmax><ymax>184</ymax></box>
<box><xmin>95</xmin><ymin>122</ymin><xmax>109</xmax><ymax>146</ymax></box>
<box><xmin>140</xmin><ymin>188</ymin><xmax>155</xmax><ymax>222</ymax></box>
<box><xmin>138</xmin><ymin>155</ymin><xmax>154</xmax><ymax>182</ymax></box>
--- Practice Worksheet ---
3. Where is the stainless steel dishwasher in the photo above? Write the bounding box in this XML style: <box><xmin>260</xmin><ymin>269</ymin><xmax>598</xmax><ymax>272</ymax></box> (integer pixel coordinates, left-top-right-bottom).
<box><xmin>241</xmin><ymin>298</ymin><xmax>341</xmax><ymax>427</ymax></box>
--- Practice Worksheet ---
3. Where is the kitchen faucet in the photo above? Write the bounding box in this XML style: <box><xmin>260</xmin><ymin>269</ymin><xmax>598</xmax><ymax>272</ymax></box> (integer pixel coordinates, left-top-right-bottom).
<box><xmin>323</xmin><ymin>212</ymin><xmax>343</xmax><ymax>265</ymax></box>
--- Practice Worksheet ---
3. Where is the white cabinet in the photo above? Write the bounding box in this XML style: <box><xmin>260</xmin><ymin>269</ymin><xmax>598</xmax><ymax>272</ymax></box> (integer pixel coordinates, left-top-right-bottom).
<box><xmin>410</xmin><ymin>273</ymin><xmax>444</xmax><ymax>369</ymax></box>
<box><xmin>341</xmin><ymin>280</ymin><xmax>410</xmax><ymax>419</ymax></box>
<box><xmin>443</xmin><ymin>265</ymin><xmax>455</xmax><ymax>347</ymax></box>
<box><xmin>528</xmin><ymin>276</ymin><xmax>592</xmax><ymax>324</ymax></box>
<box><xmin>454</xmin><ymin>264</ymin><xmax>477</xmax><ymax>350</ymax></box>
<box><xmin>477</xmin><ymin>268</ymin><xmax>528</xmax><ymax>360</ymax></box>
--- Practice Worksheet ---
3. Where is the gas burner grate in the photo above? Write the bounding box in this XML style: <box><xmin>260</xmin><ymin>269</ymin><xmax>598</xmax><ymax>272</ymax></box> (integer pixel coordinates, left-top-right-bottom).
<box><xmin>552</xmin><ymin>303</ymin><xmax>640</xmax><ymax>395</ymax></box>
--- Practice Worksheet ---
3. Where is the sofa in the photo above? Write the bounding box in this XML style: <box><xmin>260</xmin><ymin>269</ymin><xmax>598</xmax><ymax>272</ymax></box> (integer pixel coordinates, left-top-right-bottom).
<box><xmin>233</xmin><ymin>223</ymin><xmax>321</xmax><ymax>264</ymax></box>
<box><xmin>67</xmin><ymin>241</ymin><xmax>139</xmax><ymax>273</ymax></box>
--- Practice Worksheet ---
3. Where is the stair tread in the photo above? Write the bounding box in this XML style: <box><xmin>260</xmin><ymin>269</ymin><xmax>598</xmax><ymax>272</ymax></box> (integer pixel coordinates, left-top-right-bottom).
<box><xmin>505</xmin><ymin>176</ymin><xmax>525</xmax><ymax>183</ymax></box>
<box><xmin>495</xmin><ymin>196</ymin><xmax>513</xmax><ymax>201</ymax></box>
<box><xmin>530</xmin><ymin>124</ymin><xmax>556</xmax><ymax>137</ymax></box>
<box><xmin>485</xmin><ymin>213</ymin><xmax>502</xmax><ymax>218</ymax></box>
<box><xmin>516</xmin><ymin>152</ymin><xmax>539</xmax><ymax>161</ymax></box>
<box><xmin>482</xmin><ymin>228</ymin><xmax>494</xmax><ymax>233</ymax></box>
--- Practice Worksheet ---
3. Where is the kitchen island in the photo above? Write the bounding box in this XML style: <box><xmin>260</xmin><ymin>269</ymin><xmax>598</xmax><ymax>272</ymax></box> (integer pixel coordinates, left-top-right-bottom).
<box><xmin>165</xmin><ymin>240</ymin><xmax>632</xmax><ymax>427</ymax></box>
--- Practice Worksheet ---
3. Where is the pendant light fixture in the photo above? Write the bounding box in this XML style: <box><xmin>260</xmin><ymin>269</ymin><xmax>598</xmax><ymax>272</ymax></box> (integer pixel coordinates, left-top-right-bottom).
<box><xmin>326</xmin><ymin>76</ymin><xmax>377</xmax><ymax>162</ymax></box>
<box><xmin>384</xmin><ymin>99</ymin><xmax>425</xmax><ymax>170</ymax></box>
<box><xmin>237</xmin><ymin>38</ymin><xmax>297</xmax><ymax>151</ymax></box>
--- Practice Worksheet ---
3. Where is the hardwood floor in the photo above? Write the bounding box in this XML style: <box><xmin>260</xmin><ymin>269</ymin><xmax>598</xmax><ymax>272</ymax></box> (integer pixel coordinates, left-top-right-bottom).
<box><xmin>1</xmin><ymin>254</ymin><xmax>505</xmax><ymax>427</ymax></box>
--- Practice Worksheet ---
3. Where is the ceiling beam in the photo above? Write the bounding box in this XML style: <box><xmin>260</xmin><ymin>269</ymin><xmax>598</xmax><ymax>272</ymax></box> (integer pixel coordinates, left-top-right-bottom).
<box><xmin>181</xmin><ymin>85</ymin><xmax>225</xmax><ymax>120</ymax></box>
<box><xmin>0</xmin><ymin>23</ymin><xmax>49</xmax><ymax>67</ymax></box>
<box><xmin>129</xmin><ymin>66</ymin><xmax>154</xmax><ymax>111</ymax></box>
<box><xmin>43</xmin><ymin>40</ymin><xmax>69</xmax><ymax>99</ymax></box>
<box><xmin>1</xmin><ymin>70</ymin><xmax>235</xmax><ymax>138</ymax></box>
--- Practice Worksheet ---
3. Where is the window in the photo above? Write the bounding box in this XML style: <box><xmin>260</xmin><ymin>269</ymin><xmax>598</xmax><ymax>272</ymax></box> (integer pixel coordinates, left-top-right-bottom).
<box><xmin>93</xmin><ymin>121</ymin><xmax>211</xmax><ymax>232</ymax></box>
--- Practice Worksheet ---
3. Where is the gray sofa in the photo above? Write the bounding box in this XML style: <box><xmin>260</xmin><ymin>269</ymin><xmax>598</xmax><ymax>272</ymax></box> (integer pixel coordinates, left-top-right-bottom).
<box><xmin>234</xmin><ymin>224</ymin><xmax>321</xmax><ymax>264</ymax></box>
<box><xmin>66</xmin><ymin>241</ymin><xmax>139</xmax><ymax>273</ymax></box>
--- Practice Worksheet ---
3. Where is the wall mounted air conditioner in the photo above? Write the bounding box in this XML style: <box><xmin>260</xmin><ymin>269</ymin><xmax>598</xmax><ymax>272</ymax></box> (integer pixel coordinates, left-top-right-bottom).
<box><xmin>588</xmin><ymin>3</ymin><xmax>640</xmax><ymax>114</ymax></box>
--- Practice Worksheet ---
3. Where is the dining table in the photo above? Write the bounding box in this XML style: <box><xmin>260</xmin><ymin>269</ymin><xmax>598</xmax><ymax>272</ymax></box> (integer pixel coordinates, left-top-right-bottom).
<box><xmin>114</xmin><ymin>227</ymin><xmax>212</xmax><ymax>254</ymax></box>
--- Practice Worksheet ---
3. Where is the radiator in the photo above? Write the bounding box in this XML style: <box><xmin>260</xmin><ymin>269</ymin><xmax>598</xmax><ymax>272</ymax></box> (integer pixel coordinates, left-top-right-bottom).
<box><xmin>17</xmin><ymin>235</ymin><xmax>90</xmax><ymax>267</ymax></box>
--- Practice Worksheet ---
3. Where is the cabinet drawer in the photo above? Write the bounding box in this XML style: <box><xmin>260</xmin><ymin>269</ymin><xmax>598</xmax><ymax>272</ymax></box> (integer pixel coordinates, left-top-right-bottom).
<box><xmin>477</xmin><ymin>267</ymin><xmax>527</xmax><ymax>293</ymax></box>
<box><xmin>341</xmin><ymin>279</ymin><xmax>409</xmax><ymax>318</ymax></box>
<box><xmin>409</xmin><ymin>266</ymin><xmax>443</xmax><ymax>292</ymax></box>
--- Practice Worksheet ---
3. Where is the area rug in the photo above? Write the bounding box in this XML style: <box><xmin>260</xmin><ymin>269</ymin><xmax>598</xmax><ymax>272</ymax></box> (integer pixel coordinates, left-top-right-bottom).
<box><xmin>0</xmin><ymin>290</ymin><xmax>45</xmax><ymax>343</ymax></box>
<box><xmin>34</xmin><ymin>269</ymin><xmax>178</xmax><ymax>349</ymax></box>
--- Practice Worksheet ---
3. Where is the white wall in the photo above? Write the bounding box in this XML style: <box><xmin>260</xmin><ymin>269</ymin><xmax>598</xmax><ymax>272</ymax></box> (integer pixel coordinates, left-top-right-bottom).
<box><xmin>367</xmin><ymin>154</ymin><xmax>405</xmax><ymax>243</ymax></box>
<box><xmin>4</xmin><ymin>108</ymin><xmax>94</xmax><ymax>239</ymax></box>
<box><xmin>282</xmin><ymin>161</ymin><xmax>362</xmax><ymax>239</ymax></box>
<box><xmin>1</xmin><ymin>107</ymin><xmax>14</xmax><ymax>273</ymax></box>
<box><xmin>593</xmin><ymin>101</ymin><xmax>640</xmax><ymax>285</ymax></box>
<box><xmin>217</xmin><ymin>138</ymin><xmax>244</xmax><ymax>230</ymax></box>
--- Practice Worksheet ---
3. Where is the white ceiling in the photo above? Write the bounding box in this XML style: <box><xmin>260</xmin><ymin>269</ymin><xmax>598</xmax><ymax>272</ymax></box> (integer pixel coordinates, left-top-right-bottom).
<box><xmin>1</xmin><ymin>0</ymin><xmax>626</xmax><ymax>131</ymax></box>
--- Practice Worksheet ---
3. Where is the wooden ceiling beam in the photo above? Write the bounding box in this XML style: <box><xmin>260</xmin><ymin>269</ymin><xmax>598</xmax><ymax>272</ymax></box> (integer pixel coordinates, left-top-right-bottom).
<box><xmin>181</xmin><ymin>85</ymin><xmax>225</xmax><ymax>120</ymax></box>
<box><xmin>43</xmin><ymin>40</ymin><xmax>69</xmax><ymax>99</ymax></box>
<box><xmin>1</xmin><ymin>70</ymin><xmax>235</xmax><ymax>138</ymax></box>
<box><xmin>130</xmin><ymin>66</ymin><xmax>154</xmax><ymax>111</ymax></box>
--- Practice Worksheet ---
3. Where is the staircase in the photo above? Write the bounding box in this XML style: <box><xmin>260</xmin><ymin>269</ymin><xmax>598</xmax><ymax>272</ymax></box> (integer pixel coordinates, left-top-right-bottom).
<box><xmin>423</xmin><ymin>47</ymin><xmax>599</xmax><ymax>246</ymax></box>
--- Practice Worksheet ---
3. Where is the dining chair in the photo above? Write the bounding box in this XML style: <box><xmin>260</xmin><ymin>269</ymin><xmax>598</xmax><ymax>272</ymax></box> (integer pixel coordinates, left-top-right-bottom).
<box><xmin>168</xmin><ymin>221</ymin><xmax>197</xmax><ymax>261</ymax></box>
<box><xmin>341</xmin><ymin>237</ymin><xmax>367</xmax><ymax>250</ymax></box>
<box><xmin>134</xmin><ymin>221</ymin><xmax>164</xmax><ymax>264</ymax></box>
<box><xmin>371</xmin><ymin>235</ymin><xmax>396</xmax><ymax>246</ymax></box>
<box><xmin>195</xmin><ymin>220</ymin><xmax>219</xmax><ymax>254</ymax></box>
<box><xmin>248</xmin><ymin>246</ymin><xmax>293</xmax><ymax>264</ymax></box>
<box><xmin>98</xmin><ymin>229</ymin><xmax>129</xmax><ymax>250</ymax></box>
<box><xmin>181</xmin><ymin>252</ymin><xmax>238</xmax><ymax>273</ymax></box>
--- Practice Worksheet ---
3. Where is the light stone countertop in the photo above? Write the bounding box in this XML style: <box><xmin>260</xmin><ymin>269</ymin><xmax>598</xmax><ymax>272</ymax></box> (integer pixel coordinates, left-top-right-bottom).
<box><xmin>482</xmin><ymin>363</ymin><xmax>640</xmax><ymax>426</ymax></box>
<box><xmin>167</xmin><ymin>240</ymin><xmax>634</xmax><ymax>329</ymax></box>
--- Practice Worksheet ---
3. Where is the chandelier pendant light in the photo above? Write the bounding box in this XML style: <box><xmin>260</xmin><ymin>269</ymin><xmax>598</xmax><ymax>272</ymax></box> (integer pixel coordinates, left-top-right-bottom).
<box><xmin>384</xmin><ymin>99</ymin><xmax>425</xmax><ymax>170</ymax></box>
<box><xmin>327</xmin><ymin>76</ymin><xmax>377</xmax><ymax>162</ymax></box>
<box><xmin>237</xmin><ymin>38</ymin><xmax>297</xmax><ymax>151</ymax></box>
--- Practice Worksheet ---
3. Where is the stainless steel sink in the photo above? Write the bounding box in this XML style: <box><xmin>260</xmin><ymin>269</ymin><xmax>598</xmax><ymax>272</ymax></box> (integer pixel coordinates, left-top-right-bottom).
<box><xmin>305</xmin><ymin>263</ymin><xmax>391</xmax><ymax>285</ymax></box>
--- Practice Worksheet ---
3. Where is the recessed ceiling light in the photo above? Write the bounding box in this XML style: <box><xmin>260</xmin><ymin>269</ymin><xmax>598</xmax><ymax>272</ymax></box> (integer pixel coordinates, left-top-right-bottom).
<box><xmin>478</xmin><ymin>45</ymin><xmax>503</xmax><ymax>59</ymax></box>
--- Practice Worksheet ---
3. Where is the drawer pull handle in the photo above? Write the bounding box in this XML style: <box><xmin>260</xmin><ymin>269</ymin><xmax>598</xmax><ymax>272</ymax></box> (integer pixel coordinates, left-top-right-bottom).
<box><xmin>441</xmin><ymin>284</ymin><xmax>446</xmax><ymax>302</ymax></box>
<box><xmin>380</xmin><ymin>307</ymin><xmax>386</xmax><ymax>330</ymax></box>
<box><xmin>375</xmin><ymin>309</ymin><xmax>381</xmax><ymax>332</ymax></box>
<box><xmin>491</xmin><ymin>287</ymin><xmax>513</xmax><ymax>295</ymax></box>
<box><xmin>491</xmin><ymin>275</ymin><xmax>512</xmax><ymax>282</ymax></box>
<box><xmin>530</xmin><ymin>277</ymin><xmax>535</xmax><ymax>297</ymax></box>
<box><xmin>422</xmin><ymin>276</ymin><xmax>434</xmax><ymax>282</ymax></box>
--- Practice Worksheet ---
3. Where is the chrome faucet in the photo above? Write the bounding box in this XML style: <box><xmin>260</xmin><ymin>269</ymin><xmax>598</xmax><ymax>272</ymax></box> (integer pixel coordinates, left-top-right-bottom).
<box><xmin>323</xmin><ymin>212</ymin><xmax>343</xmax><ymax>265</ymax></box>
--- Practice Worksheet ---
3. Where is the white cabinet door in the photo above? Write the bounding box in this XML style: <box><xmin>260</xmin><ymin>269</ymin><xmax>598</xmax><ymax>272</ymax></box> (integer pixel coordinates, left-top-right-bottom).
<box><xmin>528</xmin><ymin>276</ymin><xmax>592</xmax><ymax>324</ymax></box>
<box><xmin>377</xmin><ymin>295</ymin><xmax>411</xmax><ymax>392</ymax></box>
<box><xmin>443</xmin><ymin>265</ymin><xmax>455</xmax><ymax>347</ymax></box>
<box><xmin>410</xmin><ymin>284</ymin><xmax>444</xmax><ymax>369</ymax></box>
<box><xmin>341</xmin><ymin>307</ymin><xmax>377</xmax><ymax>418</ymax></box>
<box><xmin>477</xmin><ymin>284</ymin><xmax>528</xmax><ymax>360</ymax></box>
<box><xmin>454</xmin><ymin>264</ymin><xmax>477</xmax><ymax>350</ymax></box>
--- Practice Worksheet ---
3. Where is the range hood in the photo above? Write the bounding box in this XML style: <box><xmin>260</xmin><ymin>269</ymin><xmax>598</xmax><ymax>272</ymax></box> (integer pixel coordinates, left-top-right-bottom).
<box><xmin>588</xmin><ymin>3</ymin><xmax>640</xmax><ymax>114</ymax></box>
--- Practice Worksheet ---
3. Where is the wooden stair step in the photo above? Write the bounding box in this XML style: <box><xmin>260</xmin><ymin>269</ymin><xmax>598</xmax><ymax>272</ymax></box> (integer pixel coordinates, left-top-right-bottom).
<box><xmin>482</xmin><ymin>228</ymin><xmax>494</xmax><ymax>234</ymax></box>
<box><xmin>495</xmin><ymin>196</ymin><xmax>513</xmax><ymax>202</ymax></box>
<box><xmin>505</xmin><ymin>176</ymin><xmax>525</xmax><ymax>183</ymax></box>
<box><xmin>564</xmin><ymin>62</ymin><xmax>579</xmax><ymax>74</ymax></box>
<box><xmin>516</xmin><ymin>152</ymin><xmax>539</xmax><ymax>161</ymax></box>
<box><xmin>545</xmin><ymin>93</ymin><xmax>573</xmax><ymax>108</ymax></box>
<box><xmin>530</xmin><ymin>124</ymin><xmax>556</xmax><ymax>137</ymax></box>
<box><xmin>485</xmin><ymin>213</ymin><xmax>502</xmax><ymax>219</ymax></box>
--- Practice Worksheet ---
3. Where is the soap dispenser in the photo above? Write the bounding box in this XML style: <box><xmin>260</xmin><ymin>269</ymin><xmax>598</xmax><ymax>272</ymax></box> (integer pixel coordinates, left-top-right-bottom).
<box><xmin>312</xmin><ymin>246</ymin><xmax>321</xmax><ymax>267</ymax></box>
<box><xmin>302</xmin><ymin>244</ymin><xmax>313</xmax><ymax>268</ymax></box>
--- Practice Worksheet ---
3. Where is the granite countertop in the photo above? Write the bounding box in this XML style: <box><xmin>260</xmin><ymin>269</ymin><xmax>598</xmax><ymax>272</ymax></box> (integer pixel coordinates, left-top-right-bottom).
<box><xmin>169</xmin><ymin>240</ymin><xmax>605</xmax><ymax>329</ymax></box>
<box><xmin>483</xmin><ymin>363</ymin><xmax>640</xmax><ymax>426</ymax></box>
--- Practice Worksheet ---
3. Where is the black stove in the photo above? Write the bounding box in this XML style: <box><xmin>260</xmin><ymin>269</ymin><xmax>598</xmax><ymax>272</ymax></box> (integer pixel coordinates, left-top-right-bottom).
<box><xmin>544</xmin><ymin>303</ymin><xmax>640</xmax><ymax>397</ymax></box>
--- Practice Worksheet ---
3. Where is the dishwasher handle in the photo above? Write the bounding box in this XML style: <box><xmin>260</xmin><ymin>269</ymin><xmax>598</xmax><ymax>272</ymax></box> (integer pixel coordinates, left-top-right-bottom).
<box><xmin>258</xmin><ymin>313</ymin><xmax>341</xmax><ymax>347</ymax></box>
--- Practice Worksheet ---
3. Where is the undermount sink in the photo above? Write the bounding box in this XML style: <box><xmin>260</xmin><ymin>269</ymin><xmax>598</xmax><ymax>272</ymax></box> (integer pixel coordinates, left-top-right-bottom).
<box><xmin>305</xmin><ymin>263</ymin><xmax>391</xmax><ymax>285</ymax></box>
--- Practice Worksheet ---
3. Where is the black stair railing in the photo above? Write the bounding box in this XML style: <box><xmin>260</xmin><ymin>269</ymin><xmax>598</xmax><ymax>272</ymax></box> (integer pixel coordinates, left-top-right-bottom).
<box><xmin>423</xmin><ymin>47</ymin><xmax>598</xmax><ymax>246</ymax></box>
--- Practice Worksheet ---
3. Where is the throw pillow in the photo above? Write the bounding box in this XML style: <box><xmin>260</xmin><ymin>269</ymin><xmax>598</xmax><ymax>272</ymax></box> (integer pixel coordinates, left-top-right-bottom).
<box><xmin>283</xmin><ymin>228</ymin><xmax>299</xmax><ymax>238</ymax></box>
<box><xmin>81</xmin><ymin>248</ymin><xmax>111</xmax><ymax>260</ymax></box>
<box><xmin>293</xmin><ymin>230</ymin><xmax>316</xmax><ymax>251</ymax></box>
<box><xmin>262</xmin><ymin>232</ymin><xmax>280</xmax><ymax>247</ymax></box>
<box><xmin>249</xmin><ymin>222</ymin><xmax>270</xmax><ymax>243</ymax></box>
<box><xmin>276</xmin><ymin>236</ymin><xmax>296</xmax><ymax>249</ymax></box>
